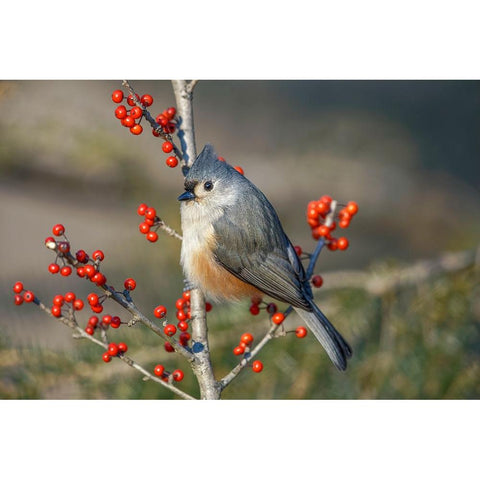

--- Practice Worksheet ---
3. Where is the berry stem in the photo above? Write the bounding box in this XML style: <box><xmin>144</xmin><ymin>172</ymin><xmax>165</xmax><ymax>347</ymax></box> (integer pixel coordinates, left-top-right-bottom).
<box><xmin>31</xmin><ymin>292</ymin><xmax>195</xmax><ymax>399</ymax></box>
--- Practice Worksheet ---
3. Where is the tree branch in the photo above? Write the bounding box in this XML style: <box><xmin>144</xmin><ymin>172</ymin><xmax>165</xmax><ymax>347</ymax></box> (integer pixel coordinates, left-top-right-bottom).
<box><xmin>171</xmin><ymin>80</ymin><xmax>221</xmax><ymax>399</ymax></box>
<box><xmin>35</xmin><ymin>296</ymin><xmax>195</xmax><ymax>400</ymax></box>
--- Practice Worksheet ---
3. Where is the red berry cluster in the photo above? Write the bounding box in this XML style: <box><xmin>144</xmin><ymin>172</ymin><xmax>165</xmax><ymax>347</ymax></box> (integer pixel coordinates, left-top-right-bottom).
<box><xmin>233</xmin><ymin>332</ymin><xmax>254</xmax><ymax>356</ymax></box>
<box><xmin>12</xmin><ymin>282</ymin><xmax>35</xmax><ymax>306</ymax></box>
<box><xmin>153</xmin><ymin>290</ymin><xmax>212</xmax><ymax>352</ymax></box>
<box><xmin>112</xmin><ymin>89</ymin><xmax>154</xmax><ymax>136</ymax></box>
<box><xmin>155</xmin><ymin>106</ymin><xmax>177</xmax><ymax>135</ymax></box>
<box><xmin>306</xmin><ymin>196</ymin><xmax>359</xmax><ymax>250</ymax></box>
<box><xmin>137</xmin><ymin>203</ymin><xmax>159</xmax><ymax>243</ymax></box>
<box><xmin>49</xmin><ymin>291</ymin><xmax>84</xmax><ymax>318</ymax></box>
<box><xmin>46</xmin><ymin>224</ymin><xmax>107</xmax><ymax>286</ymax></box>
<box><xmin>152</xmin><ymin>364</ymin><xmax>185</xmax><ymax>383</ymax></box>
<box><xmin>102</xmin><ymin>341</ymin><xmax>128</xmax><ymax>363</ymax></box>
<box><xmin>248</xmin><ymin>296</ymin><xmax>278</xmax><ymax>316</ymax></box>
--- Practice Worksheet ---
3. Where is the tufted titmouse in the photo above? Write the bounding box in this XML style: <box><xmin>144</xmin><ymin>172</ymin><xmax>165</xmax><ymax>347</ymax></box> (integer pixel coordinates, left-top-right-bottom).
<box><xmin>178</xmin><ymin>144</ymin><xmax>352</xmax><ymax>370</ymax></box>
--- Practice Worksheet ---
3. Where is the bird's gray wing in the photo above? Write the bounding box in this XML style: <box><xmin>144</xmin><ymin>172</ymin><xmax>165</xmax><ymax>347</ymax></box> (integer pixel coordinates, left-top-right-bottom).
<box><xmin>212</xmin><ymin>201</ymin><xmax>311</xmax><ymax>310</ymax></box>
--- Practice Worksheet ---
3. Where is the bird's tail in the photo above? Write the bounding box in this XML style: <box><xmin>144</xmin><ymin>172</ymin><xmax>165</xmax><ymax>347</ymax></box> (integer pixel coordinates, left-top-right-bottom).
<box><xmin>294</xmin><ymin>303</ymin><xmax>352</xmax><ymax>371</ymax></box>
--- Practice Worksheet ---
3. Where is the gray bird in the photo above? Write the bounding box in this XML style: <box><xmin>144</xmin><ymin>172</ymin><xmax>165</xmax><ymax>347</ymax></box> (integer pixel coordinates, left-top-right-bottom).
<box><xmin>178</xmin><ymin>144</ymin><xmax>352</xmax><ymax>370</ymax></box>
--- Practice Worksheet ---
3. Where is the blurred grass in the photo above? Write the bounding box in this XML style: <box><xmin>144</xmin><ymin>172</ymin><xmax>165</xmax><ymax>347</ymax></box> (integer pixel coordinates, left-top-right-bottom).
<box><xmin>2</xmin><ymin>261</ymin><xmax>478</xmax><ymax>399</ymax></box>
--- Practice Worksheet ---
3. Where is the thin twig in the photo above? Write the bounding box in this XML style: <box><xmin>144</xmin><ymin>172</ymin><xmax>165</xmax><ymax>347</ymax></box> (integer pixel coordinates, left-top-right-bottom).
<box><xmin>34</xmin><ymin>296</ymin><xmax>196</xmax><ymax>400</ymax></box>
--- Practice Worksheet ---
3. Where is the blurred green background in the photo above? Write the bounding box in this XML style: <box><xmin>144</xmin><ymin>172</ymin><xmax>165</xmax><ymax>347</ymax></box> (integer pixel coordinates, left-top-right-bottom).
<box><xmin>1</xmin><ymin>80</ymin><xmax>479</xmax><ymax>399</ymax></box>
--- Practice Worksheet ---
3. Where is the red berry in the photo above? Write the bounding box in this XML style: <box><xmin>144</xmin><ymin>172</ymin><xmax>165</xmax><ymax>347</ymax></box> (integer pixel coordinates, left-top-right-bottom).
<box><xmin>57</xmin><ymin>241</ymin><xmax>70</xmax><ymax>254</ymax></box>
<box><xmin>176</xmin><ymin>309</ymin><xmax>187</xmax><ymax>321</ymax></box>
<box><xmin>165</xmin><ymin>156</ymin><xmax>178</xmax><ymax>168</ymax></box>
<box><xmin>85</xmin><ymin>325</ymin><xmax>94</xmax><ymax>335</ymax></box>
<box><xmin>13</xmin><ymin>281</ymin><xmax>24</xmax><ymax>294</ymax></box>
<box><xmin>295</xmin><ymin>326</ymin><xmax>308</xmax><ymax>338</ymax></box>
<box><xmin>126</xmin><ymin>93</ymin><xmax>140</xmax><ymax>106</ymax></box>
<box><xmin>92</xmin><ymin>272</ymin><xmax>107</xmax><ymax>286</ymax></box>
<box><xmin>156</xmin><ymin>114</ymin><xmax>168</xmax><ymax>126</ymax></box>
<box><xmin>14</xmin><ymin>294</ymin><xmax>23</xmax><ymax>305</ymax></box>
<box><xmin>337</xmin><ymin>237</ymin><xmax>349</xmax><ymax>250</ymax></box>
<box><xmin>111</xmin><ymin>316</ymin><xmax>121</xmax><ymax>328</ymax></box>
<box><xmin>124</xmin><ymin>278</ymin><xmax>136</xmax><ymax>291</ymax></box>
<box><xmin>60</xmin><ymin>266</ymin><xmax>72</xmax><ymax>277</ymax></box>
<box><xmin>154</xmin><ymin>305</ymin><xmax>167</xmax><ymax>318</ymax></box>
<box><xmin>146</xmin><ymin>231</ymin><xmax>158</xmax><ymax>243</ymax></box>
<box><xmin>233</xmin><ymin>345</ymin><xmax>245</xmax><ymax>355</ymax></box>
<box><xmin>121</xmin><ymin>116</ymin><xmax>135</xmax><ymax>127</ymax></box>
<box><xmin>249</xmin><ymin>304</ymin><xmax>260</xmax><ymax>315</ymax></box>
<box><xmin>130</xmin><ymin>124</ymin><xmax>143</xmax><ymax>135</ymax></box>
<box><xmin>137</xmin><ymin>203</ymin><xmax>148</xmax><ymax>216</ymax></box>
<box><xmin>241</xmin><ymin>333</ymin><xmax>254</xmax><ymax>345</ymax></box>
<box><xmin>320</xmin><ymin>195</ymin><xmax>332</xmax><ymax>204</ymax></box>
<box><xmin>164</xmin><ymin>324</ymin><xmax>177</xmax><ymax>337</ymax></box>
<box><xmin>177</xmin><ymin>320</ymin><xmax>189</xmax><ymax>331</ymax></box>
<box><xmin>141</xmin><ymin>94</ymin><xmax>153</xmax><ymax>107</ymax></box>
<box><xmin>327</xmin><ymin>238</ymin><xmax>338</xmax><ymax>251</ymax></box>
<box><xmin>91</xmin><ymin>304</ymin><xmax>103</xmax><ymax>313</ymax></box>
<box><xmin>266</xmin><ymin>303</ymin><xmax>277</xmax><ymax>314</ymax></box>
<box><xmin>179</xmin><ymin>332</ymin><xmax>191</xmax><ymax>346</ymax></box>
<box><xmin>139</xmin><ymin>222</ymin><xmax>150</xmax><ymax>234</ymax></box>
<box><xmin>182</xmin><ymin>290</ymin><xmax>191</xmax><ymax>301</ymax></box>
<box><xmin>166</xmin><ymin>107</ymin><xmax>176</xmax><ymax>118</ymax></box>
<box><xmin>45</xmin><ymin>236</ymin><xmax>56</xmax><ymax>249</ymax></box>
<box><xmin>154</xmin><ymin>364</ymin><xmax>165</xmax><ymax>377</ymax></box>
<box><xmin>64</xmin><ymin>292</ymin><xmax>76</xmax><ymax>302</ymax></box>
<box><xmin>316</xmin><ymin>201</ymin><xmax>330</xmax><ymax>215</ymax></box>
<box><xmin>84</xmin><ymin>265</ymin><xmax>95</xmax><ymax>278</ymax></box>
<box><xmin>92</xmin><ymin>250</ymin><xmax>104</xmax><ymax>261</ymax></box>
<box><xmin>164</xmin><ymin>342</ymin><xmax>174</xmax><ymax>353</ymax></box>
<box><xmin>338</xmin><ymin>218</ymin><xmax>350</xmax><ymax>229</ymax></box>
<box><xmin>108</xmin><ymin>343</ymin><xmax>119</xmax><ymax>356</ymax></box>
<box><xmin>88</xmin><ymin>316</ymin><xmax>99</xmax><ymax>327</ymax></box>
<box><xmin>129</xmin><ymin>106</ymin><xmax>143</xmax><ymax>120</ymax></box>
<box><xmin>312</xmin><ymin>275</ymin><xmax>323</xmax><ymax>288</ymax></box>
<box><xmin>102</xmin><ymin>314</ymin><xmax>112</xmax><ymax>325</ymax></box>
<box><xmin>272</xmin><ymin>312</ymin><xmax>285</xmax><ymax>325</ymax></box>
<box><xmin>51</xmin><ymin>305</ymin><xmax>62</xmax><ymax>317</ymax></box>
<box><xmin>73</xmin><ymin>299</ymin><xmax>84</xmax><ymax>311</ymax></box>
<box><xmin>162</xmin><ymin>141</ymin><xmax>173</xmax><ymax>153</ymax></box>
<box><xmin>175</xmin><ymin>297</ymin><xmax>186</xmax><ymax>310</ymax></box>
<box><xmin>172</xmin><ymin>369</ymin><xmax>184</xmax><ymax>382</ymax></box>
<box><xmin>294</xmin><ymin>245</ymin><xmax>302</xmax><ymax>256</ymax></box>
<box><xmin>205</xmin><ymin>302</ymin><xmax>212</xmax><ymax>312</ymax></box>
<box><xmin>317</xmin><ymin>225</ymin><xmax>331</xmax><ymax>237</ymax></box>
<box><xmin>115</xmin><ymin>105</ymin><xmax>127</xmax><ymax>119</ymax></box>
<box><xmin>252</xmin><ymin>360</ymin><xmax>263</xmax><ymax>373</ymax></box>
<box><xmin>118</xmin><ymin>342</ymin><xmax>128</xmax><ymax>353</ymax></box>
<box><xmin>111</xmin><ymin>90</ymin><xmax>124</xmax><ymax>103</ymax></box>
<box><xmin>87</xmin><ymin>293</ymin><xmax>99</xmax><ymax>305</ymax></box>
<box><xmin>76</xmin><ymin>266</ymin><xmax>86</xmax><ymax>277</ymax></box>
<box><xmin>234</xmin><ymin>166</ymin><xmax>244</xmax><ymax>175</ymax></box>
<box><xmin>23</xmin><ymin>291</ymin><xmax>35</xmax><ymax>302</ymax></box>
<box><xmin>102</xmin><ymin>352</ymin><xmax>112</xmax><ymax>363</ymax></box>
<box><xmin>53</xmin><ymin>294</ymin><xmax>64</xmax><ymax>306</ymax></box>
<box><xmin>52</xmin><ymin>224</ymin><xmax>65</xmax><ymax>236</ymax></box>
<box><xmin>346</xmin><ymin>201</ymin><xmax>359</xmax><ymax>215</ymax></box>
<box><xmin>164</xmin><ymin>122</ymin><xmax>176</xmax><ymax>134</ymax></box>
<box><xmin>144</xmin><ymin>207</ymin><xmax>156</xmax><ymax>220</ymax></box>
<box><xmin>75</xmin><ymin>249</ymin><xmax>89</xmax><ymax>263</ymax></box>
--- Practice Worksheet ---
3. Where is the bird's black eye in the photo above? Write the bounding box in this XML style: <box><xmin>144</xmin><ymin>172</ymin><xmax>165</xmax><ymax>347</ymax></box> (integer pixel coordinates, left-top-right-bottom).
<box><xmin>204</xmin><ymin>181</ymin><xmax>213</xmax><ymax>191</ymax></box>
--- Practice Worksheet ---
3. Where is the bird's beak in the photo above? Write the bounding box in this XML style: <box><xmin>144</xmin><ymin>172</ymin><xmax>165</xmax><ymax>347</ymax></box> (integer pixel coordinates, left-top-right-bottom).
<box><xmin>178</xmin><ymin>190</ymin><xmax>196</xmax><ymax>202</ymax></box>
